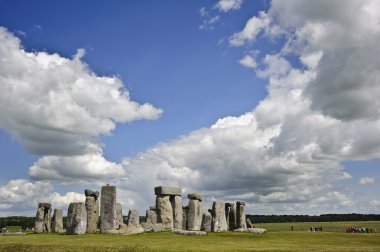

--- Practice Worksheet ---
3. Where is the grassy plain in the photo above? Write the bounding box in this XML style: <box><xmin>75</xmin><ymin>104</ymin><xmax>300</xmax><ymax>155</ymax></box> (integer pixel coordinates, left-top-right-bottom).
<box><xmin>0</xmin><ymin>221</ymin><xmax>379</xmax><ymax>252</ymax></box>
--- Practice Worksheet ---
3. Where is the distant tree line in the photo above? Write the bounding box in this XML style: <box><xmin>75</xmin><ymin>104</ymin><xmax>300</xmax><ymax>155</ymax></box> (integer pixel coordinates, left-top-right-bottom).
<box><xmin>247</xmin><ymin>214</ymin><xmax>380</xmax><ymax>223</ymax></box>
<box><xmin>1</xmin><ymin>214</ymin><xmax>380</xmax><ymax>229</ymax></box>
<box><xmin>0</xmin><ymin>216</ymin><xmax>35</xmax><ymax>229</ymax></box>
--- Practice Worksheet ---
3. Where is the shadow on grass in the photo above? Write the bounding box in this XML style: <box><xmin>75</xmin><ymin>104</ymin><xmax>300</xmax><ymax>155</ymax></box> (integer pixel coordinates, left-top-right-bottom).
<box><xmin>0</xmin><ymin>244</ymin><xmax>147</xmax><ymax>252</ymax></box>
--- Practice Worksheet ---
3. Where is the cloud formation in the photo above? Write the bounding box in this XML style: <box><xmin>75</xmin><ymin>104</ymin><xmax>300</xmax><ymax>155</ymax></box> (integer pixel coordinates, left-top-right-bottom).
<box><xmin>359</xmin><ymin>177</ymin><xmax>375</xmax><ymax>186</ymax></box>
<box><xmin>0</xmin><ymin>179</ymin><xmax>84</xmax><ymax>216</ymax></box>
<box><xmin>0</xmin><ymin>27</ymin><xmax>162</xmax><ymax>181</ymax></box>
<box><xmin>118</xmin><ymin>0</ymin><xmax>380</xmax><ymax>214</ymax></box>
<box><xmin>215</xmin><ymin>0</ymin><xmax>243</xmax><ymax>12</ymax></box>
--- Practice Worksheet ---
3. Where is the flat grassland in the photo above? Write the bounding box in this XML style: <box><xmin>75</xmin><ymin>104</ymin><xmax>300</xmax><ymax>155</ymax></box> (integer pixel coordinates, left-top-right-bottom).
<box><xmin>0</xmin><ymin>221</ymin><xmax>379</xmax><ymax>252</ymax></box>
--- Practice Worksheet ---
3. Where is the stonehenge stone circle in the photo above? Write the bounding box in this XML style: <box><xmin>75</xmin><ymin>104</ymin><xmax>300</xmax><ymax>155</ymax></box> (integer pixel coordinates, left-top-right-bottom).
<box><xmin>51</xmin><ymin>209</ymin><xmax>63</xmax><ymax>233</ymax></box>
<box><xmin>34</xmin><ymin>202</ymin><xmax>52</xmax><ymax>233</ymax></box>
<box><xmin>34</xmin><ymin>184</ymin><xmax>256</xmax><ymax>236</ymax></box>
<box><xmin>201</xmin><ymin>211</ymin><xmax>212</xmax><ymax>232</ymax></box>
<box><xmin>85</xmin><ymin>189</ymin><xmax>99</xmax><ymax>233</ymax></box>
<box><xmin>211</xmin><ymin>201</ymin><xmax>228</xmax><ymax>232</ymax></box>
<box><xmin>66</xmin><ymin>202</ymin><xmax>87</xmax><ymax>235</ymax></box>
<box><xmin>154</xmin><ymin>186</ymin><xmax>182</xmax><ymax>230</ymax></box>
<box><xmin>127</xmin><ymin>209</ymin><xmax>140</xmax><ymax>226</ymax></box>
<box><xmin>236</xmin><ymin>201</ymin><xmax>247</xmax><ymax>229</ymax></box>
<box><xmin>187</xmin><ymin>193</ymin><xmax>202</xmax><ymax>231</ymax></box>
<box><xmin>100</xmin><ymin>185</ymin><xmax>117</xmax><ymax>233</ymax></box>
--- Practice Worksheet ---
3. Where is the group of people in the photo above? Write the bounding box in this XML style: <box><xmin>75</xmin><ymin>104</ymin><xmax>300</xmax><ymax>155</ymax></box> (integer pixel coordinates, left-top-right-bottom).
<box><xmin>346</xmin><ymin>227</ymin><xmax>375</xmax><ymax>233</ymax></box>
<box><xmin>309</xmin><ymin>226</ymin><xmax>323</xmax><ymax>232</ymax></box>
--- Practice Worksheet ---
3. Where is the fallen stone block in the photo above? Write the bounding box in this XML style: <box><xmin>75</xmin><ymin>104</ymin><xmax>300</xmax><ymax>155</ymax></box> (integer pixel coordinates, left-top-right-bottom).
<box><xmin>247</xmin><ymin>228</ymin><xmax>267</xmax><ymax>233</ymax></box>
<box><xmin>173</xmin><ymin>230</ymin><xmax>207</xmax><ymax>236</ymax></box>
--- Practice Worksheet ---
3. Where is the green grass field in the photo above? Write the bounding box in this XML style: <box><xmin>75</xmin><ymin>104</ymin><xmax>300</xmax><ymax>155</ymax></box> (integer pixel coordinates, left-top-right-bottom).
<box><xmin>1</xmin><ymin>222</ymin><xmax>379</xmax><ymax>252</ymax></box>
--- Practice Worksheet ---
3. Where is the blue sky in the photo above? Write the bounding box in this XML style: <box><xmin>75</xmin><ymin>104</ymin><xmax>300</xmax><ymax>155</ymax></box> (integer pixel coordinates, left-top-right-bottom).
<box><xmin>0</xmin><ymin>0</ymin><xmax>379</xmax><ymax>216</ymax></box>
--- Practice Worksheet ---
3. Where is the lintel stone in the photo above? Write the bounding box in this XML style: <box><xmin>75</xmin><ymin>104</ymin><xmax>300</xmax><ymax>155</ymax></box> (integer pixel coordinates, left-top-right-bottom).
<box><xmin>154</xmin><ymin>186</ymin><xmax>182</xmax><ymax>196</ymax></box>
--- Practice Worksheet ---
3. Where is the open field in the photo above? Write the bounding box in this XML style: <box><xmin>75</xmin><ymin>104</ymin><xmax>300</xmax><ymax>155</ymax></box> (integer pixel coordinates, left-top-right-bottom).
<box><xmin>255</xmin><ymin>221</ymin><xmax>380</xmax><ymax>233</ymax></box>
<box><xmin>1</xmin><ymin>222</ymin><xmax>379</xmax><ymax>252</ymax></box>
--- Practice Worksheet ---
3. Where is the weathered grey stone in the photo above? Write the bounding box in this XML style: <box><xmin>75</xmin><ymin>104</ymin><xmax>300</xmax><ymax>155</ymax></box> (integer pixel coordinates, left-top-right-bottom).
<box><xmin>51</xmin><ymin>209</ymin><xmax>64</xmax><ymax>233</ymax></box>
<box><xmin>182</xmin><ymin>206</ymin><xmax>188</xmax><ymax>230</ymax></box>
<box><xmin>201</xmin><ymin>212</ymin><xmax>212</xmax><ymax>232</ymax></box>
<box><xmin>225</xmin><ymin>203</ymin><xmax>231</xmax><ymax>230</ymax></box>
<box><xmin>66</xmin><ymin>203</ymin><xmax>87</xmax><ymax>235</ymax></box>
<box><xmin>173</xmin><ymin>230</ymin><xmax>207</xmax><ymax>236</ymax></box>
<box><xmin>187</xmin><ymin>198</ymin><xmax>202</xmax><ymax>231</ymax></box>
<box><xmin>154</xmin><ymin>186</ymin><xmax>182</xmax><ymax>196</ymax></box>
<box><xmin>233</xmin><ymin>228</ymin><xmax>246</xmax><ymax>232</ymax></box>
<box><xmin>187</xmin><ymin>193</ymin><xmax>202</xmax><ymax>201</ymax></box>
<box><xmin>85</xmin><ymin>189</ymin><xmax>100</xmax><ymax>198</ymax></box>
<box><xmin>228</xmin><ymin>203</ymin><xmax>237</xmax><ymax>231</ymax></box>
<box><xmin>34</xmin><ymin>202</ymin><xmax>52</xmax><ymax>233</ymax></box>
<box><xmin>100</xmin><ymin>185</ymin><xmax>117</xmax><ymax>233</ymax></box>
<box><xmin>170</xmin><ymin>195</ymin><xmax>183</xmax><ymax>230</ymax></box>
<box><xmin>211</xmin><ymin>201</ymin><xmax>228</xmax><ymax>232</ymax></box>
<box><xmin>85</xmin><ymin>189</ymin><xmax>99</xmax><ymax>233</ymax></box>
<box><xmin>156</xmin><ymin>195</ymin><xmax>173</xmax><ymax>230</ymax></box>
<box><xmin>146</xmin><ymin>209</ymin><xmax>157</xmax><ymax>225</ymax></box>
<box><xmin>246</xmin><ymin>218</ymin><xmax>254</xmax><ymax>228</ymax></box>
<box><xmin>247</xmin><ymin>228</ymin><xmax>266</xmax><ymax>233</ymax></box>
<box><xmin>149</xmin><ymin>205</ymin><xmax>156</xmax><ymax>211</ymax></box>
<box><xmin>152</xmin><ymin>223</ymin><xmax>163</xmax><ymax>232</ymax></box>
<box><xmin>122</xmin><ymin>225</ymin><xmax>144</xmax><ymax>235</ymax></box>
<box><xmin>38</xmin><ymin>203</ymin><xmax>52</xmax><ymax>209</ymax></box>
<box><xmin>141</xmin><ymin>222</ymin><xmax>151</xmax><ymax>232</ymax></box>
<box><xmin>236</xmin><ymin>201</ymin><xmax>247</xmax><ymax>230</ymax></box>
<box><xmin>116</xmin><ymin>203</ymin><xmax>125</xmax><ymax>228</ymax></box>
<box><xmin>127</xmin><ymin>209</ymin><xmax>139</xmax><ymax>226</ymax></box>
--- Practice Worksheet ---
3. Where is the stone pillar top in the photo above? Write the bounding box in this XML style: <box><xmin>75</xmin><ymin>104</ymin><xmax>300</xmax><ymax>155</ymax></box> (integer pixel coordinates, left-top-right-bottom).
<box><xmin>85</xmin><ymin>189</ymin><xmax>100</xmax><ymax>198</ymax></box>
<box><xmin>149</xmin><ymin>205</ymin><xmax>156</xmax><ymax>211</ymax></box>
<box><xmin>154</xmin><ymin>186</ymin><xmax>182</xmax><ymax>196</ymax></box>
<box><xmin>225</xmin><ymin>202</ymin><xmax>235</xmax><ymax>207</ymax></box>
<box><xmin>187</xmin><ymin>193</ymin><xmax>202</xmax><ymax>201</ymax></box>
<box><xmin>236</xmin><ymin>201</ymin><xmax>246</xmax><ymax>206</ymax></box>
<box><xmin>38</xmin><ymin>202</ymin><xmax>51</xmax><ymax>209</ymax></box>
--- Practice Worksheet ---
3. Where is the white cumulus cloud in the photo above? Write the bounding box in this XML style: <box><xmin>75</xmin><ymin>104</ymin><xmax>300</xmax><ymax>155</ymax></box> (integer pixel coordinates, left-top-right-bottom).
<box><xmin>0</xmin><ymin>27</ymin><xmax>162</xmax><ymax>181</ymax></box>
<box><xmin>359</xmin><ymin>177</ymin><xmax>375</xmax><ymax>185</ymax></box>
<box><xmin>116</xmin><ymin>0</ymin><xmax>380</xmax><ymax>214</ymax></box>
<box><xmin>215</xmin><ymin>0</ymin><xmax>243</xmax><ymax>12</ymax></box>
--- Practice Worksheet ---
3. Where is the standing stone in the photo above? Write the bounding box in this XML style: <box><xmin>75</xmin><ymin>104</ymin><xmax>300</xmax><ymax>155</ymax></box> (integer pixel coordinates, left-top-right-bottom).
<box><xmin>225</xmin><ymin>203</ymin><xmax>232</xmax><ymax>230</ymax></box>
<box><xmin>116</xmin><ymin>203</ymin><xmax>125</xmax><ymax>228</ymax></box>
<box><xmin>182</xmin><ymin>206</ymin><xmax>188</xmax><ymax>230</ymax></box>
<box><xmin>100</xmin><ymin>185</ymin><xmax>117</xmax><ymax>232</ymax></box>
<box><xmin>51</xmin><ymin>209</ymin><xmax>63</xmax><ymax>233</ymax></box>
<box><xmin>66</xmin><ymin>203</ymin><xmax>87</xmax><ymax>235</ymax></box>
<box><xmin>201</xmin><ymin>212</ymin><xmax>212</xmax><ymax>232</ymax></box>
<box><xmin>34</xmin><ymin>203</ymin><xmax>52</xmax><ymax>233</ymax></box>
<box><xmin>156</xmin><ymin>195</ymin><xmax>173</xmax><ymax>230</ymax></box>
<box><xmin>127</xmin><ymin>209</ymin><xmax>140</xmax><ymax>226</ymax></box>
<box><xmin>236</xmin><ymin>201</ymin><xmax>247</xmax><ymax>229</ymax></box>
<box><xmin>247</xmin><ymin>218</ymin><xmax>254</xmax><ymax>228</ymax></box>
<box><xmin>154</xmin><ymin>186</ymin><xmax>182</xmax><ymax>230</ymax></box>
<box><xmin>229</xmin><ymin>203</ymin><xmax>237</xmax><ymax>231</ymax></box>
<box><xmin>211</xmin><ymin>201</ymin><xmax>228</xmax><ymax>232</ymax></box>
<box><xmin>85</xmin><ymin>189</ymin><xmax>99</xmax><ymax>233</ymax></box>
<box><xmin>187</xmin><ymin>193</ymin><xmax>202</xmax><ymax>231</ymax></box>
<box><xmin>146</xmin><ymin>208</ymin><xmax>157</xmax><ymax>225</ymax></box>
<box><xmin>170</xmin><ymin>195</ymin><xmax>183</xmax><ymax>230</ymax></box>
